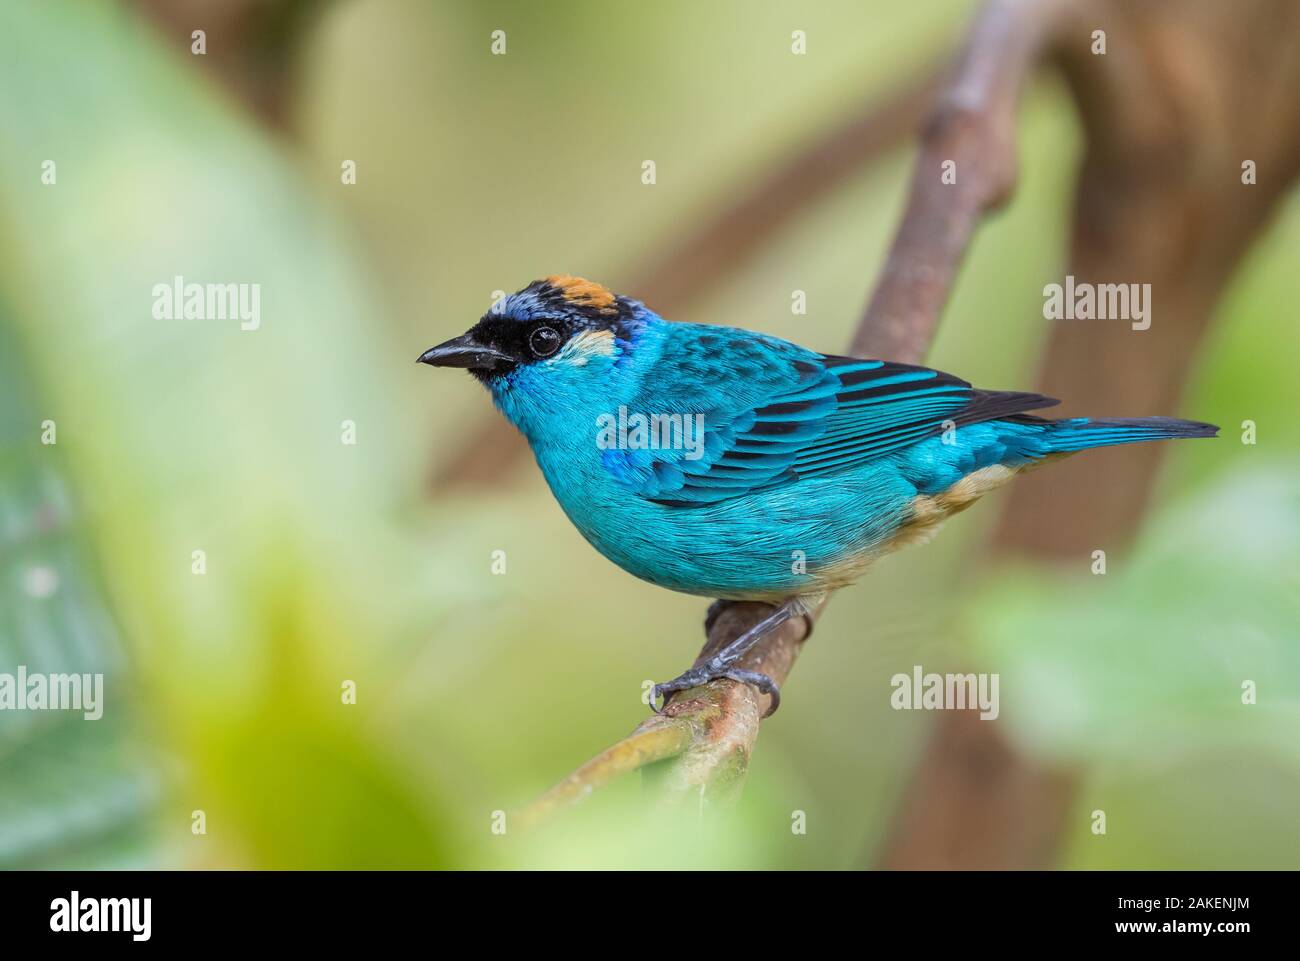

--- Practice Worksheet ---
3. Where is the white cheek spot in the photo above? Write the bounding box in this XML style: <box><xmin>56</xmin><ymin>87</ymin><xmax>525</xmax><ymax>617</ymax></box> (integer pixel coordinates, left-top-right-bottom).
<box><xmin>571</xmin><ymin>356</ymin><xmax>589</xmax><ymax>367</ymax></box>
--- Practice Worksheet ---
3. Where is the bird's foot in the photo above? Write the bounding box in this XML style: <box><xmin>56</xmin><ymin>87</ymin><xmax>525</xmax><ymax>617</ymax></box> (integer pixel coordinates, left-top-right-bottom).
<box><xmin>651</xmin><ymin>598</ymin><xmax>802</xmax><ymax>718</ymax></box>
<box><xmin>650</xmin><ymin>658</ymin><xmax>781</xmax><ymax>717</ymax></box>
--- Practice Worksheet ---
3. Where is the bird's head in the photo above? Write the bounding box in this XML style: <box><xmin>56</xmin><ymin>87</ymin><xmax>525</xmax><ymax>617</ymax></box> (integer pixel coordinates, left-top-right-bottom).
<box><xmin>418</xmin><ymin>276</ymin><xmax>647</xmax><ymax>433</ymax></box>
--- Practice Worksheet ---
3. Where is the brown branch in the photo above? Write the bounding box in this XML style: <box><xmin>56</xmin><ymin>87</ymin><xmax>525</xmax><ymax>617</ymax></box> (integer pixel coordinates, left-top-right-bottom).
<box><xmin>520</xmin><ymin>0</ymin><xmax>1068</xmax><ymax>826</ymax></box>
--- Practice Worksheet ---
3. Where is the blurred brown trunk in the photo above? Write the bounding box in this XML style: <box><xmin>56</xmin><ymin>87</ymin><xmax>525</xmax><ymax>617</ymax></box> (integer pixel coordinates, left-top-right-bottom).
<box><xmin>875</xmin><ymin>0</ymin><xmax>1300</xmax><ymax>870</ymax></box>
<box><xmin>133</xmin><ymin>0</ymin><xmax>328</xmax><ymax>129</ymax></box>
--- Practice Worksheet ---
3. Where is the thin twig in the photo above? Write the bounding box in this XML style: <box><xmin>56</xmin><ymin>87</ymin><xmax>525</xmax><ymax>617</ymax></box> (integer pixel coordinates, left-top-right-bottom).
<box><xmin>516</xmin><ymin>721</ymin><xmax>692</xmax><ymax>831</ymax></box>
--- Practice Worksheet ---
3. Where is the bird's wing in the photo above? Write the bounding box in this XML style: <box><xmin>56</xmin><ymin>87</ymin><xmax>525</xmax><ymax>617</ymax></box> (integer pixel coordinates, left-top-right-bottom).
<box><xmin>602</xmin><ymin>323</ymin><xmax>1058</xmax><ymax>506</ymax></box>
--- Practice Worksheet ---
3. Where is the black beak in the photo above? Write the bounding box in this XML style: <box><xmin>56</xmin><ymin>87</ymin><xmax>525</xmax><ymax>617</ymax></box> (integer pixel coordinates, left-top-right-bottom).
<box><xmin>417</xmin><ymin>334</ymin><xmax>514</xmax><ymax>371</ymax></box>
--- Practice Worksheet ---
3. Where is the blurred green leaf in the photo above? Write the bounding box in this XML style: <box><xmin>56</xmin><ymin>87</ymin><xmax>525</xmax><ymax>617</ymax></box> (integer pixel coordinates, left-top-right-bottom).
<box><xmin>0</xmin><ymin>0</ymin><xmax>461</xmax><ymax>867</ymax></box>
<box><xmin>970</xmin><ymin>465</ymin><xmax>1300</xmax><ymax>766</ymax></box>
<box><xmin>0</xmin><ymin>314</ymin><xmax>159</xmax><ymax>869</ymax></box>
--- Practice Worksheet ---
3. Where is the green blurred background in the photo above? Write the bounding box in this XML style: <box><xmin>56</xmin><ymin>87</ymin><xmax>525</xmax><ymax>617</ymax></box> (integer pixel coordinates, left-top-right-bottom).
<box><xmin>0</xmin><ymin>0</ymin><xmax>1296</xmax><ymax>870</ymax></box>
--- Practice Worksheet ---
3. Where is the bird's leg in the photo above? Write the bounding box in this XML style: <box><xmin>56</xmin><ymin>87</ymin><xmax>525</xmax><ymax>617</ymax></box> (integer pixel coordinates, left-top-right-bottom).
<box><xmin>651</xmin><ymin>599</ymin><xmax>804</xmax><ymax>718</ymax></box>
<box><xmin>703</xmin><ymin>599</ymin><xmax>732</xmax><ymax>635</ymax></box>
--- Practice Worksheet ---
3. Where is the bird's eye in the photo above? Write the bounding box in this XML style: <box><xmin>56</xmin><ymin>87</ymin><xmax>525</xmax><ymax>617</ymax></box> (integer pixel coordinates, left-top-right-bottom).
<box><xmin>529</xmin><ymin>326</ymin><xmax>561</xmax><ymax>358</ymax></box>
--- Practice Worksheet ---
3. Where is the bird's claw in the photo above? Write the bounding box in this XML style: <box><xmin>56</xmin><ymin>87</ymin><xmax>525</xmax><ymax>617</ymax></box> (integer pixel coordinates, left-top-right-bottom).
<box><xmin>649</xmin><ymin>666</ymin><xmax>711</xmax><ymax>714</ymax></box>
<box><xmin>649</xmin><ymin>661</ymin><xmax>781</xmax><ymax>717</ymax></box>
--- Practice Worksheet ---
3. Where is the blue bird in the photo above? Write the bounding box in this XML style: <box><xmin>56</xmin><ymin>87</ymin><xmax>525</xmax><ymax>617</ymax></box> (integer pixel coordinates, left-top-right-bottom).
<box><xmin>419</xmin><ymin>276</ymin><xmax>1217</xmax><ymax>714</ymax></box>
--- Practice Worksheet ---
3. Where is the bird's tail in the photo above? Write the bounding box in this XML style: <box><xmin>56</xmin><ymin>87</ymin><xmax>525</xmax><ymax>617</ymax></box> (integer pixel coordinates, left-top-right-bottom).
<box><xmin>1035</xmin><ymin>416</ymin><xmax>1219</xmax><ymax>454</ymax></box>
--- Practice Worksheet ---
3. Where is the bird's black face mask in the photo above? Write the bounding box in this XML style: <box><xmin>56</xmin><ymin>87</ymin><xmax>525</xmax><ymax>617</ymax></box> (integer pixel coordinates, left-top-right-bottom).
<box><xmin>418</xmin><ymin>277</ymin><xmax>635</xmax><ymax>381</ymax></box>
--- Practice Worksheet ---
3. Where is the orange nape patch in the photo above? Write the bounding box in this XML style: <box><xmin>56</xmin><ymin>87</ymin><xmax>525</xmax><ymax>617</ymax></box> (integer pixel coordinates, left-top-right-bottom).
<box><xmin>545</xmin><ymin>274</ymin><xmax>617</xmax><ymax>312</ymax></box>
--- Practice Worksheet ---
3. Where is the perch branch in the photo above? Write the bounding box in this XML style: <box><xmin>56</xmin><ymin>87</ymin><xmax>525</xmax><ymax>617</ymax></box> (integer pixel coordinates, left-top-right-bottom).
<box><xmin>516</xmin><ymin>722</ymin><xmax>692</xmax><ymax>831</ymax></box>
<box><xmin>519</xmin><ymin>0</ymin><xmax>1067</xmax><ymax>826</ymax></box>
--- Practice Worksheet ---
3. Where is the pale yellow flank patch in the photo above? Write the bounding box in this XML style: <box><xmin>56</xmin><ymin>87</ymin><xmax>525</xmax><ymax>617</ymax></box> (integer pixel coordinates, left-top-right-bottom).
<box><xmin>812</xmin><ymin>464</ymin><xmax>1022</xmax><ymax>592</ymax></box>
<box><xmin>893</xmin><ymin>464</ymin><xmax>1018</xmax><ymax>550</ymax></box>
<box><xmin>920</xmin><ymin>462</ymin><xmax>1017</xmax><ymax>516</ymax></box>
<box><xmin>546</xmin><ymin>274</ymin><xmax>617</xmax><ymax>311</ymax></box>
